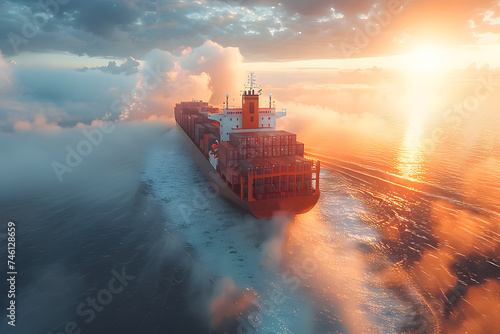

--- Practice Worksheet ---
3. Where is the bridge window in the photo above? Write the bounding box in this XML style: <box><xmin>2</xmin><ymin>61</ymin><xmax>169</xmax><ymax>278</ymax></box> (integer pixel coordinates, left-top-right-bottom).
<box><xmin>250</xmin><ymin>116</ymin><xmax>254</xmax><ymax>122</ymax></box>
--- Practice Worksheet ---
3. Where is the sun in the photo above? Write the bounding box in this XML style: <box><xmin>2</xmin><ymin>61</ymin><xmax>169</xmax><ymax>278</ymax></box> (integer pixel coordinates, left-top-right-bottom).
<box><xmin>407</xmin><ymin>46</ymin><xmax>449</xmax><ymax>72</ymax></box>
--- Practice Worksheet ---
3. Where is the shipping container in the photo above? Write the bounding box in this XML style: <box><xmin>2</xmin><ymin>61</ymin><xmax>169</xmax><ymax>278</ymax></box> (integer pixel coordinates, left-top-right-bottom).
<box><xmin>248</xmin><ymin>158</ymin><xmax>268</xmax><ymax>175</ymax></box>
<box><xmin>296</xmin><ymin>156</ymin><xmax>312</xmax><ymax>171</ymax></box>
<box><xmin>229</xmin><ymin>133</ymin><xmax>247</xmax><ymax>149</ymax></box>
<box><xmin>203</xmin><ymin>134</ymin><xmax>209</xmax><ymax>153</ymax></box>
<box><xmin>263</xmin><ymin>146</ymin><xmax>272</xmax><ymax>158</ymax></box>
<box><xmin>296</xmin><ymin>142</ymin><xmax>305</xmax><ymax>156</ymax></box>
<box><xmin>288</xmin><ymin>175</ymin><xmax>296</xmax><ymax>191</ymax></box>
<box><xmin>205</xmin><ymin>123</ymin><xmax>219</xmax><ymax>137</ymax></box>
<box><xmin>296</xmin><ymin>175</ymin><xmax>303</xmax><ymax>191</ymax></box>
<box><xmin>219</xmin><ymin>162</ymin><xmax>226</xmax><ymax>174</ymax></box>
<box><xmin>280</xmin><ymin>175</ymin><xmax>288</xmax><ymax>192</ymax></box>
<box><xmin>264</xmin><ymin>157</ymin><xmax>281</xmax><ymax>174</ymax></box>
<box><xmin>238</xmin><ymin>159</ymin><xmax>254</xmax><ymax>176</ymax></box>
<box><xmin>194</xmin><ymin>123</ymin><xmax>206</xmax><ymax>143</ymax></box>
<box><xmin>254</xmin><ymin>133</ymin><xmax>265</xmax><ymax>147</ymax></box>
<box><xmin>304</xmin><ymin>173</ymin><xmax>312</xmax><ymax>190</ymax></box>
<box><xmin>226</xmin><ymin>168</ymin><xmax>241</xmax><ymax>185</ymax></box>
<box><xmin>272</xmin><ymin>145</ymin><xmax>280</xmax><ymax>157</ymax></box>
<box><xmin>219</xmin><ymin>141</ymin><xmax>237</xmax><ymax>159</ymax></box>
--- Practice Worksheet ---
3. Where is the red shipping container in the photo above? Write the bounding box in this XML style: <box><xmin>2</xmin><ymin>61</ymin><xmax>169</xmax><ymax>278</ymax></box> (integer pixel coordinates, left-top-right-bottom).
<box><xmin>247</xmin><ymin>147</ymin><xmax>256</xmax><ymax>159</ymax></box>
<box><xmin>272</xmin><ymin>146</ymin><xmax>280</xmax><ymax>157</ymax></box>
<box><xmin>264</xmin><ymin>157</ymin><xmax>280</xmax><ymax>173</ymax></box>
<box><xmin>255</xmin><ymin>133</ymin><xmax>265</xmax><ymax>147</ymax></box>
<box><xmin>226</xmin><ymin>168</ymin><xmax>241</xmax><ymax>185</ymax></box>
<box><xmin>263</xmin><ymin>146</ymin><xmax>271</xmax><ymax>158</ymax></box>
<box><xmin>272</xmin><ymin>135</ymin><xmax>279</xmax><ymax>146</ymax></box>
<box><xmin>280</xmin><ymin>145</ymin><xmax>288</xmax><ymax>156</ymax></box>
<box><xmin>255</xmin><ymin>147</ymin><xmax>263</xmax><ymax>158</ymax></box>
<box><xmin>280</xmin><ymin>135</ymin><xmax>288</xmax><ymax>146</ymax></box>
<box><xmin>280</xmin><ymin>175</ymin><xmax>288</xmax><ymax>191</ymax></box>
<box><xmin>296</xmin><ymin>142</ymin><xmax>304</xmax><ymax>156</ymax></box>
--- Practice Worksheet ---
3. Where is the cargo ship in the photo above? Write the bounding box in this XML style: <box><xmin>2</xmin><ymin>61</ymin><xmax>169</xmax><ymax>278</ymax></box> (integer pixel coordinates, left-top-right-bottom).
<box><xmin>174</xmin><ymin>73</ymin><xmax>320</xmax><ymax>218</ymax></box>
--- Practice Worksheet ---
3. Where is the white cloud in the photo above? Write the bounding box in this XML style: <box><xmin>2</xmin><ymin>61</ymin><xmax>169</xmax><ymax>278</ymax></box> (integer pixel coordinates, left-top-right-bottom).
<box><xmin>14</xmin><ymin>114</ymin><xmax>61</xmax><ymax>132</ymax></box>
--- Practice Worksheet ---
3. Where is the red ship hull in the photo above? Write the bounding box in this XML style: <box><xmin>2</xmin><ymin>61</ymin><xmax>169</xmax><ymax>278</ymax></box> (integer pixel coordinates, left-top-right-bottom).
<box><xmin>247</xmin><ymin>193</ymin><xmax>319</xmax><ymax>218</ymax></box>
<box><xmin>179</xmin><ymin>125</ymin><xmax>320</xmax><ymax>218</ymax></box>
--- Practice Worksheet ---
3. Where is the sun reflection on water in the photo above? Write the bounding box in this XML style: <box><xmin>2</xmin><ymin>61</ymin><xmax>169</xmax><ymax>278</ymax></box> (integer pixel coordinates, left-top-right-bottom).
<box><xmin>396</xmin><ymin>121</ymin><xmax>426</xmax><ymax>182</ymax></box>
<box><xmin>395</xmin><ymin>71</ymin><xmax>433</xmax><ymax>182</ymax></box>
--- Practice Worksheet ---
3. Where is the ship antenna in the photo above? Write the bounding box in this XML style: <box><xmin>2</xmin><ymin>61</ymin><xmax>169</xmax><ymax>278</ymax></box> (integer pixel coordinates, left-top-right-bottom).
<box><xmin>269</xmin><ymin>93</ymin><xmax>272</xmax><ymax>108</ymax></box>
<box><xmin>226</xmin><ymin>93</ymin><xmax>229</xmax><ymax>108</ymax></box>
<box><xmin>245</xmin><ymin>72</ymin><xmax>262</xmax><ymax>96</ymax></box>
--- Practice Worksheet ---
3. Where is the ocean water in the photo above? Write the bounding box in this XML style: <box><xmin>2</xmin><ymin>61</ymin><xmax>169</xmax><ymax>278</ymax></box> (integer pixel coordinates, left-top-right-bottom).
<box><xmin>1</xmin><ymin>72</ymin><xmax>499</xmax><ymax>333</ymax></box>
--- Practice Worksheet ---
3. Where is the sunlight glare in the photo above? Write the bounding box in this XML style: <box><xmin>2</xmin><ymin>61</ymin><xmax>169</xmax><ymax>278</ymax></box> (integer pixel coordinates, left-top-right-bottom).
<box><xmin>406</xmin><ymin>47</ymin><xmax>449</xmax><ymax>72</ymax></box>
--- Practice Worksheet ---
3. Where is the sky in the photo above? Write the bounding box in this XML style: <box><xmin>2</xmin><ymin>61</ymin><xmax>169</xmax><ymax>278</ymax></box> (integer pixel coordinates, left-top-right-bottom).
<box><xmin>1</xmin><ymin>0</ymin><xmax>499</xmax><ymax>64</ymax></box>
<box><xmin>0</xmin><ymin>0</ymin><xmax>499</xmax><ymax>131</ymax></box>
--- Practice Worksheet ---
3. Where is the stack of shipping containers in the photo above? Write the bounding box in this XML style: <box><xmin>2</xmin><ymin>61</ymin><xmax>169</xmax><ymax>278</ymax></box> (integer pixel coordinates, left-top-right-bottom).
<box><xmin>175</xmin><ymin>102</ymin><xmax>317</xmax><ymax>202</ymax></box>
<box><xmin>175</xmin><ymin>102</ymin><xmax>219</xmax><ymax>156</ymax></box>
<box><xmin>219</xmin><ymin>131</ymin><xmax>314</xmax><ymax>200</ymax></box>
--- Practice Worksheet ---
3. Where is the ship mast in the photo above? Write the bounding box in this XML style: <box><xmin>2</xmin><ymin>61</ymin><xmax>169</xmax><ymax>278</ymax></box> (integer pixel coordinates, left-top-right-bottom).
<box><xmin>244</xmin><ymin>72</ymin><xmax>262</xmax><ymax>96</ymax></box>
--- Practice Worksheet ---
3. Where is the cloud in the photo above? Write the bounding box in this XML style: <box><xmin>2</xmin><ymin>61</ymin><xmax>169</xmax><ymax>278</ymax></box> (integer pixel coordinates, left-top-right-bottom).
<box><xmin>0</xmin><ymin>40</ymin><xmax>245</xmax><ymax>131</ymax></box>
<box><xmin>13</xmin><ymin>113</ymin><xmax>61</xmax><ymax>131</ymax></box>
<box><xmin>0</xmin><ymin>0</ymin><xmax>498</xmax><ymax>60</ymax></box>
<box><xmin>0</xmin><ymin>0</ymin><xmax>157</xmax><ymax>58</ymax></box>
<box><xmin>209</xmin><ymin>277</ymin><xmax>257</xmax><ymax>330</ymax></box>
<box><xmin>77</xmin><ymin>56</ymin><xmax>141</xmax><ymax>75</ymax></box>
<box><xmin>156</xmin><ymin>0</ymin><xmax>500</xmax><ymax>59</ymax></box>
<box><xmin>0</xmin><ymin>50</ymin><xmax>13</xmax><ymax>92</ymax></box>
<box><xmin>0</xmin><ymin>53</ymin><xmax>139</xmax><ymax>131</ymax></box>
<box><xmin>216</xmin><ymin>0</ymin><xmax>376</xmax><ymax>17</ymax></box>
<box><xmin>120</xmin><ymin>41</ymin><xmax>244</xmax><ymax>122</ymax></box>
<box><xmin>448</xmin><ymin>280</ymin><xmax>500</xmax><ymax>333</ymax></box>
